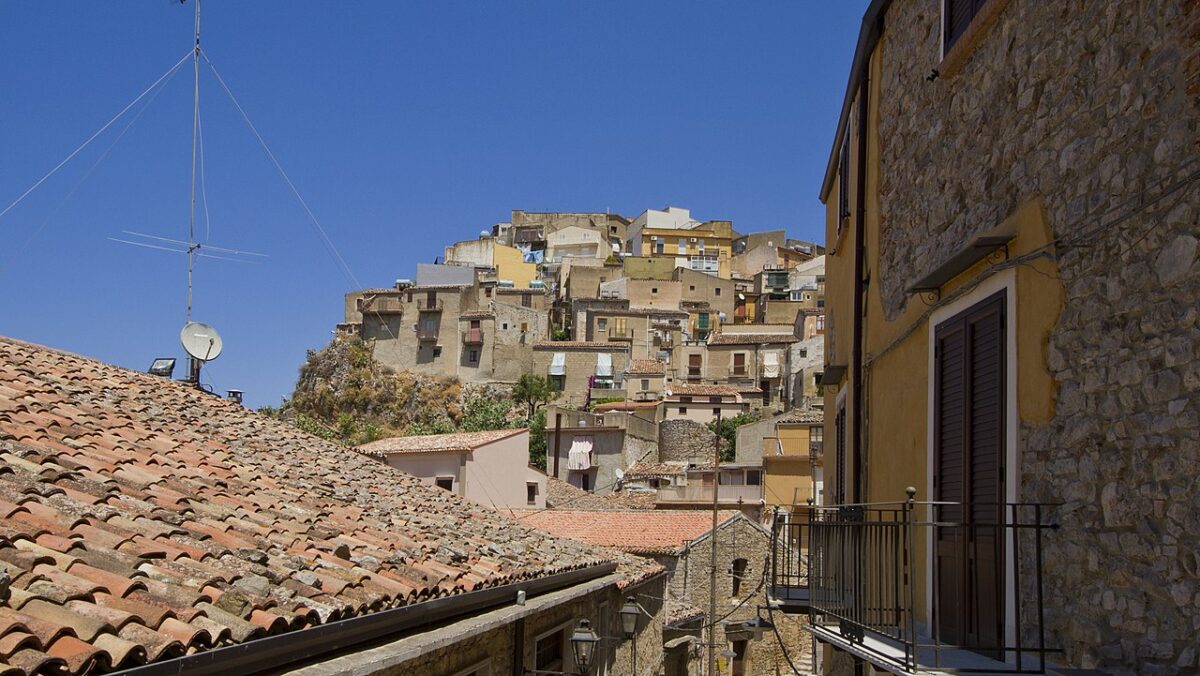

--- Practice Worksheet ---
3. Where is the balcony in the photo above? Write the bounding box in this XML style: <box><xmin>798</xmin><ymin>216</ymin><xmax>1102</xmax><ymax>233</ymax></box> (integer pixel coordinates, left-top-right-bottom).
<box><xmin>770</xmin><ymin>497</ymin><xmax>1060</xmax><ymax>674</ymax></box>
<box><xmin>728</xmin><ymin>365</ymin><xmax>748</xmax><ymax>377</ymax></box>
<box><xmin>809</xmin><ymin>440</ymin><xmax>823</xmax><ymax>458</ymax></box>
<box><xmin>461</xmin><ymin>330</ymin><xmax>484</xmax><ymax>344</ymax></box>
<box><xmin>657</xmin><ymin>483</ymin><xmax>762</xmax><ymax>504</ymax></box>
<box><xmin>415</xmin><ymin>327</ymin><xmax>439</xmax><ymax>341</ymax></box>
<box><xmin>605</xmin><ymin>329</ymin><xmax>634</xmax><ymax>342</ymax></box>
<box><xmin>359</xmin><ymin>297</ymin><xmax>404</xmax><ymax>314</ymax></box>
<box><xmin>417</xmin><ymin>299</ymin><xmax>443</xmax><ymax>312</ymax></box>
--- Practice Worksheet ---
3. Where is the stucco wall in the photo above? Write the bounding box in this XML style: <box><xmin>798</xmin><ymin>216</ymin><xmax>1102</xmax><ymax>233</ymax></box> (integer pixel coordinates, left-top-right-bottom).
<box><xmin>463</xmin><ymin>431</ymin><xmax>538</xmax><ymax>509</ymax></box>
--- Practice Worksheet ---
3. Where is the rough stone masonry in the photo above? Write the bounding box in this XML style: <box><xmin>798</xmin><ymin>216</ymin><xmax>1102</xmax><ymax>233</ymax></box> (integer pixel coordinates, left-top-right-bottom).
<box><xmin>876</xmin><ymin>0</ymin><xmax>1200</xmax><ymax>671</ymax></box>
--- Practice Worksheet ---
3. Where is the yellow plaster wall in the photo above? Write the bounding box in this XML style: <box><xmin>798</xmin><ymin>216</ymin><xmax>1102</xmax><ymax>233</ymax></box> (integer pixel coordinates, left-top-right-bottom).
<box><xmin>493</xmin><ymin>243</ymin><xmax>538</xmax><ymax>289</ymax></box>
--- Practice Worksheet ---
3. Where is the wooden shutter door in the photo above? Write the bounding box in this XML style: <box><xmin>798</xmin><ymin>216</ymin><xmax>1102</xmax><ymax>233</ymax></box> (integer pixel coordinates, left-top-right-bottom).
<box><xmin>934</xmin><ymin>290</ymin><xmax>1006</xmax><ymax>653</ymax></box>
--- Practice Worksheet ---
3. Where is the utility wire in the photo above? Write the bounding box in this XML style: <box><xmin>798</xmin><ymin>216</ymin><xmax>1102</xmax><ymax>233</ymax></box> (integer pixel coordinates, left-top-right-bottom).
<box><xmin>5</xmin><ymin>55</ymin><xmax>183</xmax><ymax>267</ymax></box>
<box><xmin>0</xmin><ymin>50</ymin><xmax>193</xmax><ymax>224</ymax></box>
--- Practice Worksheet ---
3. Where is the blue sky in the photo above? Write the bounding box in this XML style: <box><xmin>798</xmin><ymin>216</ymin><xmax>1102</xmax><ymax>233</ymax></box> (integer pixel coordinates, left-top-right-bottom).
<box><xmin>0</xmin><ymin>1</ymin><xmax>866</xmax><ymax>408</ymax></box>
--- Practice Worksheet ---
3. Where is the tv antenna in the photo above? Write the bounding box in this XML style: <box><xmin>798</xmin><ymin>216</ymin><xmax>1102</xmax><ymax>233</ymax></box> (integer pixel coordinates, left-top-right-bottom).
<box><xmin>106</xmin><ymin>0</ymin><xmax>266</xmax><ymax>387</ymax></box>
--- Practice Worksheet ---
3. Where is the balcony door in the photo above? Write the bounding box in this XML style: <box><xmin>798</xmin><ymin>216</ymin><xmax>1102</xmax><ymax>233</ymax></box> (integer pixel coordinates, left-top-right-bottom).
<box><xmin>933</xmin><ymin>290</ymin><xmax>1005</xmax><ymax>655</ymax></box>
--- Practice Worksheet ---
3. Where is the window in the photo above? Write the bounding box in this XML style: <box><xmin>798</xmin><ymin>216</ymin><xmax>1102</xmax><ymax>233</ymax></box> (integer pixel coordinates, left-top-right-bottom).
<box><xmin>713</xmin><ymin>408</ymin><xmax>721</xmax><ymax>416</ymax></box>
<box><xmin>526</xmin><ymin>482</ymin><xmax>538</xmax><ymax>505</ymax></box>
<box><xmin>746</xmin><ymin>470</ymin><xmax>761</xmax><ymax>485</ymax></box>
<box><xmin>679</xmin><ymin>407</ymin><xmax>688</xmax><ymax>414</ymax></box>
<box><xmin>799</xmin><ymin>348</ymin><xmax>808</xmax><ymax>358</ymax></box>
<box><xmin>731</xmin><ymin>558</ymin><xmax>748</xmax><ymax>597</ymax></box>
<box><xmin>468</xmin><ymin>350</ymin><xmax>478</xmax><ymax>363</ymax></box>
<box><xmin>678</xmin><ymin>238</ymin><xmax>686</xmax><ymax>254</ymax></box>
<box><xmin>521</xmin><ymin>322</ymin><xmax>528</xmax><ymax>332</ymax></box>
<box><xmin>688</xmin><ymin>354</ymin><xmax>702</xmax><ymax>378</ymax></box>
<box><xmin>612</xmin><ymin>317</ymin><xmax>628</xmax><ymax>338</ymax></box>
<box><xmin>656</xmin><ymin>240</ymin><xmax>665</xmax><ymax>255</ymax></box>
<box><xmin>550</xmin><ymin>375</ymin><xmax>565</xmax><ymax>391</ymax></box>
<box><xmin>719</xmin><ymin>472</ymin><xmax>745</xmax><ymax>486</ymax></box>
<box><xmin>502</xmin><ymin>322</ymin><xmax>508</xmax><ymax>330</ymax></box>
<box><xmin>522</xmin><ymin>293</ymin><xmax>532</xmax><ymax>308</ymax></box>
<box><xmin>690</xmin><ymin>285</ymin><xmax>696</xmax><ymax>291</ymax></box>
<box><xmin>944</xmin><ymin>0</ymin><xmax>989</xmax><ymax>55</ymax></box>
<box><xmin>732</xmin><ymin>353</ymin><xmax>746</xmax><ymax>376</ymax></box>
<box><xmin>651</xmin><ymin>287</ymin><xmax>658</xmax><ymax>294</ymax></box>
<box><xmin>406</xmin><ymin>291</ymin><xmax>413</xmax><ymax>303</ymax></box>
<box><xmin>485</xmin><ymin>287</ymin><xmax>492</xmax><ymax>298</ymax></box>
<box><xmin>433</xmin><ymin>346</ymin><xmax>442</xmax><ymax>358</ymax></box>
<box><xmin>598</xmin><ymin>318</ymin><xmax>608</xmax><ymax>331</ymax></box>
<box><xmin>709</xmin><ymin>396</ymin><xmax>721</xmax><ymax>403</ymax></box>
<box><xmin>641</xmin><ymin>379</ymin><xmax>650</xmax><ymax>391</ymax></box>
<box><xmin>435</xmin><ymin>477</ymin><xmax>454</xmax><ymax>491</ymax></box>
<box><xmin>426</xmin><ymin>291</ymin><xmax>437</xmax><ymax>306</ymax></box>
<box><xmin>714</xmin><ymin>287</ymin><xmax>721</xmax><ymax>296</ymax></box>
<box><xmin>680</xmin><ymin>396</ymin><xmax>693</xmax><ymax>403</ymax></box>
<box><xmin>535</xmin><ymin>628</ymin><xmax>565</xmax><ymax>672</ymax></box>
<box><xmin>811</xmin><ymin>426</ymin><xmax>824</xmax><ymax>442</ymax></box>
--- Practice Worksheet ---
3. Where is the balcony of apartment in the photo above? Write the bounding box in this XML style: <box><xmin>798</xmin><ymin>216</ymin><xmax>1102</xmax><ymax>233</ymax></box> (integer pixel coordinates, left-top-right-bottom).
<box><xmin>631</xmin><ymin>390</ymin><xmax>659</xmax><ymax>402</ymax></box>
<box><xmin>360</xmin><ymin>297</ymin><xmax>405</xmax><ymax>314</ymax></box>
<box><xmin>728</xmin><ymin>365</ymin><xmax>749</xmax><ymax>378</ymax></box>
<box><xmin>461</xmin><ymin>329</ymin><xmax>484</xmax><ymax>345</ymax></box>
<box><xmin>415</xmin><ymin>326</ymin><xmax>439</xmax><ymax>342</ymax></box>
<box><xmin>604</xmin><ymin>328</ymin><xmax>634</xmax><ymax>342</ymax></box>
<box><xmin>809</xmin><ymin>439</ymin><xmax>824</xmax><ymax>459</ymax></box>
<box><xmin>769</xmin><ymin>497</ymin><xmax>1060</xmax><ymax>674</ymax></box>
<box><xmin>657</xmin><ymin>482</ymin><xmax>762</xmax><ymax>504</ymax></box>
<box><xmin>416</xmin><ymin>299</ymin><xmax>443</xmax><ymax>312</ymax></box>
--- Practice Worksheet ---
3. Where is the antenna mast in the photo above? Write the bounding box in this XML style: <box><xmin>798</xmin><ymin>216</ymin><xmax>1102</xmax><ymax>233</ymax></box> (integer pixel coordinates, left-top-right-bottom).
<box><xmin>187</xmin><ymin>0</ymin><xmax>201</xmax><ymax>324</ymax></box>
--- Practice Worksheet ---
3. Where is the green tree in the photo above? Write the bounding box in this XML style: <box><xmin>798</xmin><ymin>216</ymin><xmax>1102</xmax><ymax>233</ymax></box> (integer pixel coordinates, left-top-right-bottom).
<box><xmin>528</xmin><ymin>409</ymin><xmax>547</xmax><ymax>471</ymax></box>
<box><xmin>405</xmin><ymin>418</ymin><xmax>456</xmax><ymax>436</ymax></box>
<box><xmin>708</xmin><ymin>412</ymin><xmax>758</xmax><ymax>463</ymax></box>
<box><xmin>459</xmin><ymin>394</ymin><xmax>513</xmax><ymax>432</ymax></box>
<box><xmin>512</xmin><ymin>374</ymin><xmax>557</xmax><ymax>420</ymax></box>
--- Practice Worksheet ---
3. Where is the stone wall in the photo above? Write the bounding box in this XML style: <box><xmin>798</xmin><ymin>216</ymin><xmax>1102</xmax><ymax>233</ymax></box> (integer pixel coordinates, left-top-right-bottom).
<box><xmin>659</xmin><ymin>419</ymin><xmax>720</xmax><ymax>463</ymax></box>
<box><xmin>877</xmin><ymin>0</ymin><xmax>1200</xmax><ymax>670</ymax></box>
<box><xmin>668</xmin><ymin>517</ymin><xmax>810</xmax><ymax>676</ymax></box>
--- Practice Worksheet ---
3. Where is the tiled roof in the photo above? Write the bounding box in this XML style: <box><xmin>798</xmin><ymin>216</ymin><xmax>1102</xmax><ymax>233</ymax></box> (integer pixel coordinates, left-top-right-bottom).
<box><xmin>665</xmin><ymin>599</ymin><xmax>704</xmax><ymax>626</ymax></box>
<box><xmin>531</xmin><ymin>342</ymin><xmax>629</xmax><ymax>351</ymax></box>
<box><xmin>624</xmin><ymin>462</ymin><xmax>688</xmax><ymax>480</ymax></box>
<box><xmin>777</xmin><ymin>409</ymin><xmax>824</xmax><ymax>425</ymax></box>
<box><xmin>356</xmin><ymin>429</ymin><xmax>525</xmax><ymax>456</ymax></box>
<box><xmin>666</xmin><ymin>383</ymin><xmax>741</xmax><ymax>397</ymax></box>
<box><xmin>706</xmin><ymin>333</ymin><xmax>798</xmax><ymax>345</ymax></box>
<box><xmin>626</xmin><ymin>360</ymin><xmax>666</xmax><ymax>376</ymax></box>
<box><xmin>0</xmin><ymin>337</ymin><xmax>624</xmax><ymax>675</ymax></box>
<box><xmin>514</xmin><ymin>510</ymin><xmax>741</xmax><ymax>555</ymax></box>
<box><xmin>458</xmin><ymin>311</ymin><xmax>494</xmax><ymax>320</ymax></box>
<box><xmin>544</xmin><ymin>479</ymin><xmax>656</xmax><ymax>512</ymax></box>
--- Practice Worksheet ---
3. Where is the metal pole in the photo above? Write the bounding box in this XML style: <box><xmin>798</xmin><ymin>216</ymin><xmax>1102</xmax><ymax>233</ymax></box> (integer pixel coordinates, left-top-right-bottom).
<box><xmin>186</xmin><ymin>0</ymin><xmax>201</xmax><ymax>324</ymax></box>
<box><xmin>708</xmin><ymin>408</ymin><xmax>722</xmax><ymax>676</ymax></box>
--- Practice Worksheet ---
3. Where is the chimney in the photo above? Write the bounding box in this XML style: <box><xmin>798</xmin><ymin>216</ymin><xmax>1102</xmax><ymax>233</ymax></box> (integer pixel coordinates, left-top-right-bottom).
<box><xmin>226</xmin><ymin>389</ymin><xmax>244</xmax><ymax>405</ymax></box>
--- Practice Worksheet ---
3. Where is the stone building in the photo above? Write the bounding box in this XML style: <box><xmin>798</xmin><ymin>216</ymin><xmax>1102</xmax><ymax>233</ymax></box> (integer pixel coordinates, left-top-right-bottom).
<box><xmin>544</xmin><ymin>406</ymin><xmax>659</xmax><ymax>495</ymax></box>
<box><xmin>625</xmin><ymin>358</ymin><xmax>667</xmax><ymax>403</ymax></box>
<box><xmin>662</xmin><ymin>383</ymin><xmax>749</xmax><ymax>424</ymax></box>
<box><xmin>0</xmin><ymin>336</ymin><xmax>668</xmax><ymax>676</ymax></box>
<box><xmin>533</xmin><ymin>341</ymin><xmax>631</xmax><ymax>408</ymax></box>
<box><xmin>627</xmin><ymin>207</ymin><xmax>736</xmax><ymax>278</ymax></box>
<box><xmin>515</xmin><ymin>510</ymin><xmax>808</xmax><ymax>676</ymax></box>
<box><xmin>791</xmin><ymin>0</ymin><xmax>1200</xmax><ymax>673</ymax></box>
<box><xmin>705</xmin><ymin>326</ymin><xmax>799</xmax><ymax>412</ymax></box>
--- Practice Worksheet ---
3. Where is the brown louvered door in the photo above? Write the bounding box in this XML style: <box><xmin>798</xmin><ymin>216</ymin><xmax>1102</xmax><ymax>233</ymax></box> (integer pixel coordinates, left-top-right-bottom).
<box><xmin>934</xmin><ymin>290</ymin><xmax>1005</xmax><ymax>656</ymax></box>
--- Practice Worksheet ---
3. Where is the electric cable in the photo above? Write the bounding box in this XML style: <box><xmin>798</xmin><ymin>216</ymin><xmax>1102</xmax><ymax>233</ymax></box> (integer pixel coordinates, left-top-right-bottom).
<box><xmin>0</xmin><ymin>50</ymin><xmax>193</xmax><ymax>224</ymax></box>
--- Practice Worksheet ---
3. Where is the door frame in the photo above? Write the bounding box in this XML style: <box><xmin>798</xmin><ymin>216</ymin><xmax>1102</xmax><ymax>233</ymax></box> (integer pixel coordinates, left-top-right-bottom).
<box><xmin>924</xmin><ymin>268</ymin><xmax>1018</xmax><ymax>654</ymax></box>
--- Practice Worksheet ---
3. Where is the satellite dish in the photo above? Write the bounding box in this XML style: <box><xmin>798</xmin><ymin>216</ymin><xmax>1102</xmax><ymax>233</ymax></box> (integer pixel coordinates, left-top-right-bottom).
<box><xmin>180</xmin><ymin>322</ymin><xmax>223</xmax><ymax>362</ymax></box>
<box><xmin>615</xmin><ymin>468</ymin><xmax>625</xmax><ymax>480</ymax></box>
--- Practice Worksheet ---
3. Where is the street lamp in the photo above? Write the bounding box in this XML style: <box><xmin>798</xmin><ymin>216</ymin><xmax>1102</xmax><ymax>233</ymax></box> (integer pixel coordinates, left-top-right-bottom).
<box><xmin>569</xmin><ymin>619</ymin><xmax>600</xmax><ymax>674</ymax></box>
<box><xmin>619</xmin><ymin>597</ymin><xmax>641</xmax><ymax>675</ymax></box>
<box><xmin>619</xmin><ymin>597</ymin><xmax>640</xmax><ymax>638</ymax></box>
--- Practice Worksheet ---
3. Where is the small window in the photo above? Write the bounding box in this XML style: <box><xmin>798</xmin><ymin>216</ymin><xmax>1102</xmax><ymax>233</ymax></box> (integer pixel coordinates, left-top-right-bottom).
<box><xmin>690</xmin><ymin>285</ymin><xmax>696</xmax><ymax>291</ymax></box>
<box><xmin>502</xmin><ymin>322</ymin><xmax>509</xmax><ymax>330</ymax></box>
<box><xmin>651</xmin><ymin>287</ymin><xmax>658</xmax><ymax>294</ymax></box>
<box><xmin>485</xmin><ymin>287</ymin><xmax>492</xmax><ymax>298</ymax></box>
<box><xmin>800</xmin><ymin>348</ymin><xmax>808</xmax><ymax>358</ymax></box>
<box><xmin>680</xmin><ymin>396</ymin><xmax>693</xmax><ymax>403</ymax></box>
<box><xmin>679</xmin><ymin>407</ymin><xmax>688</xmax><ymax>414</ymax></box>
<box><xmin>641</xmin><ymin>379</ymin><xmax>650</xmax><ymax>391</ymax></box>
<box><xmin>709</xmin><ymin>396</ymin><xmax>721</xmax><ymax>403</ymax></box>
<box><xmin>731</xmin><ymin>558</ymin><xmax>748</xmax><ymax>597</ymax></box>
<box><xmin>433</xmin><ymin>346</ymin><xmax>443</xmax><ymax>358</ymax></box>
<box><xmin>598</xmin><ymin>318</ymin><xmax>608</xmax><ymax>331</ymax></box>
<box><xmin>944</xmin><ymin>0</ymin><xmax>989</xmax><ymax>55</ymax></box>
<box><xmin>527</xmin><ymin>482</ymin><xmax>538</xmax><ymax>505</ymax></box>
<box><xmin>713</xmin><ymin>408</ymin><xmax>721</xmax><ymax>416</ymax></box>
<box><xmin>521</xmin><ymin>322</ymin><xmax>528</xmax><ymax>332</ymax></box>
<box><xmin>435</xmin><ymin>477</ymin><xmax>454</xmax><ymax>491</ymax></box>
<box><xmin>838</xmin><ymin>131</ymin><xmax>851</xmax><ymax>226</ymax></box>
<box><xmin>715</xmin><ymin>287</ymin><xmax>721</xmax><ymax>296</ymax></box>
<box><xmin>523</xmin><ymin>294</ymin><xmax>532</xmax><ymax>308</ymax></box>
<box><xmin>746</xmin><ymin>470</ymin><xmax>761</xmax><ymax>486</ymax></box>
<box><xmin>550</xmin><ymin>375</ymin><xmax>565</xmax><ymax>391</ymax></box>
<box><xmin>468</xmin><ymin>350</ymin><xmax>478</xmax><ymax>363</ymax></box>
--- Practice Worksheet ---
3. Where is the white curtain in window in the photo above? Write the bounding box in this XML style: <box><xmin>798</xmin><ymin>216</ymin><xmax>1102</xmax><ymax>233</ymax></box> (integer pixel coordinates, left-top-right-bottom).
<box><xmin>762</xmin><ymin>350</ymin><xmax>780</xmax><ymax>378</ymax></box>
<box><xmin>596</xmin><ymin>353</ymin><xmax>613</xmax><ymax>377</ymax></box>
<box><xmin>549</xmin><ymin>352</ymin><xmax>567</xmax><ymax>376</ymax></box>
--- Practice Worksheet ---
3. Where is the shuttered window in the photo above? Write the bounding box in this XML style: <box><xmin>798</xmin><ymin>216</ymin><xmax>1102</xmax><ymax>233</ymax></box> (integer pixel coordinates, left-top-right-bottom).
<box><xmin>837</xmin><ymin>133</ymin><xmax>850</xmax><ymax>226</ymax></box>
<box><xmin>933</xmin><ymin>289</ymin><xmax>1006</xmax><ymax>651</ymax></box>
<box><xmin>944</xmin><ymin>0</ymin><xmax>989</xmax><ymax>54</ymax></box>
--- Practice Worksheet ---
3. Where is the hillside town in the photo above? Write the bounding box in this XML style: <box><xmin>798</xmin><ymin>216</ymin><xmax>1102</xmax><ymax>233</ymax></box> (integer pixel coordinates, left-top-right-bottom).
<box><xmin>1</xmin><ymin>1</ymin><xmax>1199</xmax><ymax>675</ymax></box>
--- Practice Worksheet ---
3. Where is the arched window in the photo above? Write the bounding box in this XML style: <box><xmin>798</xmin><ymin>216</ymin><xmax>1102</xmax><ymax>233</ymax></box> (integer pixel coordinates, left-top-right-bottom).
<box><xmin>731</xmin><ymin>558</ymin><xmax>748</xmax><ymax>597</ymax></box>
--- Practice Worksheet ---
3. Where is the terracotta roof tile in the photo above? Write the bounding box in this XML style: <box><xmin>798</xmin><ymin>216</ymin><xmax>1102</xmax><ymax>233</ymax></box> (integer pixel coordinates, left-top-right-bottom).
<box><xmin>626</xmin><ymin>359</ymin><xmax>666</xmax><ymax>375</ymax></box>
<box><xmin>531</xmin><ymin>341</ymin><xmax>630</xmax><ymax>350</ymax></box>
<box><xmin>356</xmin><ymin>429</ymin><xmax>526</xmax><ymax>456</ymax></box>
<box><xmin>666</xmin><ymin>383</ymin><xmax>741</xmax><ymax>397</ymax></box>
<box><xmin>514</xmin><ymin>510</ymin><xmax>741</xmax><ymax>555</ymax></box>
<box><xmin>0</xmin><ymin>336</ymin><xmax>625</xmax><ymax>675</ymax></box>
<box><xmin>706</xmin><ymin>332</ymin><xmax>798</xmax><ymax>345</ymax></box>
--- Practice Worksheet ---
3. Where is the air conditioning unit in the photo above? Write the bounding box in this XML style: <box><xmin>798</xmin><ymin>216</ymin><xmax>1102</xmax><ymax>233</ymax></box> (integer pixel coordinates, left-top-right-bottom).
<box><xmin>690</xmin><ymin>237</ymin><xmax>697</xmax><ymax>243</ymax></box>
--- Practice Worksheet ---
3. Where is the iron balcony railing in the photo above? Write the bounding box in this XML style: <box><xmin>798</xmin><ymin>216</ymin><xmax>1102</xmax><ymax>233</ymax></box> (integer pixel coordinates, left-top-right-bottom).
<box><xmin>461</xmin><ymin>330</ymin><xmax>484</xmax><ymax>344</ymax></box>
<box><xmin>359</xmin><ymin>297</ymin><xmax>405</xmax><ymax>314</ymax></box>
<box><xmin>809</xmin><ymin>440</ymin><xmax>824</xmax><ymax>457</ymax></box>
<box><xmin>416</xmin><ymin>299</ymin><xmax>443</xmax><ymax>311</ymax></box>
<box><xmin>770</xmin><ymin>495</ymin><xmax>1060</xmax><ymax>674</ymax></box>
